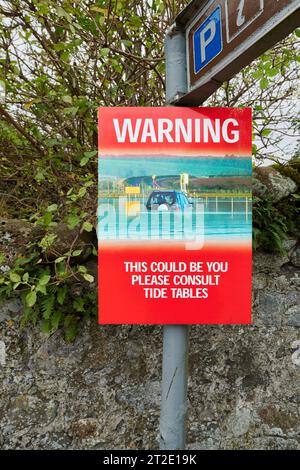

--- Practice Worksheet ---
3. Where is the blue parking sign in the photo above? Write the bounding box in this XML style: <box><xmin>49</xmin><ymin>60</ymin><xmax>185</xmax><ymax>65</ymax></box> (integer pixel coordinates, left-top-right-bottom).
<box><xmin>193</xmin><ymin>6</ymin><xmax>223</xmax><ymax>74</ymax></box>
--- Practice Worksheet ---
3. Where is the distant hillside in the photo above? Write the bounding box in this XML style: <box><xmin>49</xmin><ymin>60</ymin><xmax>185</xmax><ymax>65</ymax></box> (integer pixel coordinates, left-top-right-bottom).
<box><xmin>123</xmin><ymin>175</ymin><xmax>251</xmax><ymax>191</ymax></box>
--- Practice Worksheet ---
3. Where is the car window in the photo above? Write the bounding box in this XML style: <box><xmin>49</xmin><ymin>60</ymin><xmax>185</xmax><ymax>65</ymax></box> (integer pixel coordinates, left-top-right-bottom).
<box><xmin>149</xmin><ymin>192</ymin><xmax>175</xmax><ymax>205</ymax></box>
<box><xmin>165</xmin><ymin>194</ymin><xmax>175</xmax><ymax>205</ymax></box>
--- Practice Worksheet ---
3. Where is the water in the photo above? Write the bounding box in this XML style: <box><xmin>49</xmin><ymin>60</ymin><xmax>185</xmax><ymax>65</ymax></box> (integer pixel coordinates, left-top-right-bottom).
<box><xmin>98</xmin><ymin>197</ymin><xmax>252</xmax><ymax>242</ymax></box>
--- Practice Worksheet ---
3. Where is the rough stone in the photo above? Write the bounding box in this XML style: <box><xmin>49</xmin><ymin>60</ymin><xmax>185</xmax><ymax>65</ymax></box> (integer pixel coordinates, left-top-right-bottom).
<box><xmin>286</xmin><ymin>305</ymin><xmax>300</xmax><ymax>327</ymax></box>
<box><xmin>253</xmin><ymin>167</ymin><xmax>297</xmax><ymax>202</ymax></box>
<box><xmin>290</xmin><ymin>246</ymin><xmax>300</xmax><ymax>268</ymax></box>
<box><xmin>0</xmin><ymin>251</ymin><xmax>300</xmax><ymax>450</ymax></box>
<box><xmin>257</xmin><ymin>292</ymin><xmax>286</xmax><ymax>326</ymax></box>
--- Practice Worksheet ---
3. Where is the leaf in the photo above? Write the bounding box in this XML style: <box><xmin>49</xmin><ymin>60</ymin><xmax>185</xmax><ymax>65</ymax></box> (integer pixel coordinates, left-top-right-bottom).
<box><xmin>252</xmin><ymin>70</ymin><xmax>262</xmax><ymax>79</ymax></box>
<box><xmin>65</xmin><ymin>322</ymin><xmax>78</xmax><ymax>342</ymax></box>
<box><xmin>80</xmin><ymin>156</ymin><xmax>90</xmax><ymax>167</ymax></box>
<box><xmin>72</xmin><ymin>249</ymin><xmax>82</xmax><ymax>256</ymax></box>
<box><xmin>78</xmin><ymin>265</ymin><xmax>87</xmax><ymax>273</ymax></box>
<box><xmin>82</xmin><ymin>221</ymin><xmax>93</xmax><ymax>232</ymax></box>
<box><xmin>266</xmin><ymin>67</ymin><xmax>279</xmax><ymax>77</ymax></box>
<box><xmin>51</xmin><ymin>309</ymin><xmax>62</xmax><ymax>330</ymax></box>
<box><xmin>63</xmin><ymin>106</ymin><xmax>79</xmax><ymax>115</ymax></box>
<box><xmin>41</xmin><ymin>293</ymin><xmax>55</xmax><ymax>319</ymax></box>
<box><xmin>36</xmin><ymin>284</ymin><xmax>47</xmax><ymax>295</ymax></box>
<box><xmin>100</xmin><ymin>48</ymin><xmax>110</xmax><ymax>57</ymax></box>
<box><xmin>80</xmin><ymin>150</ymin><xmax>97</xmax><ymax>166</ymax></box>
<box><xmin>92</xmin><ymin>246</ymin><xmax>98</xmax><ymax>256</ymax></box>
<box><xmin>9</xmin><ymin>272</ymin><xmax>21</xmax><ymax>283</ymax></box>
<box><xmin>259</xmin><ymin>78</ymin><xmax>269</xmax><ymax>90</ymax></box>
<box><xmin>57</xmin><ymin>285</ymin><xmax>67</xmax><ymax>305</ymax></box>
<box><xmin>73</xmin><ymin>298</ymin><xmax>85</xmax><ymax>312</ymax></box>
<box><xmin>40</xmin><ymin>319</ymin><xmax>51</xmax><ymax>334</ymax></box>
<box><xmin>26</xmin><ymin>290</ymin><xmax>37</xmax><ymax>307</ymax></box>
<box><xmin>67</xmin><ymin>214</ymin><xmax>80</xmax><ymax>229</ymax></box>
<box><xmin>39</xmin><ymin>274</ymin><xmax>51</xmax><ymax>286</ymax></box>
<box><xmin>84</xmin><ymin>150</ymin><xmax>97</xmax><ymax>158</ymax></box>
<box><xmin>47</xmin><ymin>204</ymin><xmax>58</xmax><ymax>212</ymax></box>
<box><xmin>22</xmin><ymin>272</ymin><xmax>29</xmax><ymax>282</ymax></box>
<box><xmin>39</xmin><ymin>233</ymin><xmax>57</xmax><ymax>249</ymax></box>
<box><xmin>62</xmin><ymin>95</ymin><xmax>73</xmax><ymax>104</ymax></box>
<box><xmin>83</xmin><ymin>273</ymin><xmax>94</xmax><ymax>283</ymax></box>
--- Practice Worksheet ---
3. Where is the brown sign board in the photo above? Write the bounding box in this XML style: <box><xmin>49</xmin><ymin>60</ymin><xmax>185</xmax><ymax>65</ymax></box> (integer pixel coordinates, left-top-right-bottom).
<box><xmin>173</xmin><ymin>0</ymin><xmax>300</xmax><ymax>105</ymax></box>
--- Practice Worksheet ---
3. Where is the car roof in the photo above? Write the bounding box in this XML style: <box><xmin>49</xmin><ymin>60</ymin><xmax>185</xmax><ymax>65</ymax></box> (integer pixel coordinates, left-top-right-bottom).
<box><xmin>151</xmin><ymin>190</ymin><xmax>179</xmax><ymax>193</ymax></box>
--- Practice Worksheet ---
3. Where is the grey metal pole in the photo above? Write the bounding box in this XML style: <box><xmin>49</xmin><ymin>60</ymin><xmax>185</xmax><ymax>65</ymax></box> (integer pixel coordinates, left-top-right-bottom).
<box><xmin>159</xmin><ymin>24</ymin><xmax>189</xmax><ymax>451</ymax></box>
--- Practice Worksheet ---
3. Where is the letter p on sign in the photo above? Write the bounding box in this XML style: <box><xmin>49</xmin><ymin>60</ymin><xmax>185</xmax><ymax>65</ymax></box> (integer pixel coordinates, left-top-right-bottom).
<box><xmin>193</xmin><ymin>6</ymin><xmax>223</xmax><ymax>74</ymax></box>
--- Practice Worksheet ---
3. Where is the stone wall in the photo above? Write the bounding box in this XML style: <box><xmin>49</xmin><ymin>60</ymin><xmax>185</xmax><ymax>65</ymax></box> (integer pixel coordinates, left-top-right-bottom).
<box><xmin>0</xmin><ymin>249</ymin><xmax>299</xmax><ymax>450</ymax></box>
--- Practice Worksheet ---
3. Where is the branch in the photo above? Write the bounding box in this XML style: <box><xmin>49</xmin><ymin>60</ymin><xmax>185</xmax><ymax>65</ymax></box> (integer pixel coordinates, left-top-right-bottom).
<box><xmin>0</xmin><ymin>106</ymin><xmax>47</xmax><ymax>156</ymax></box>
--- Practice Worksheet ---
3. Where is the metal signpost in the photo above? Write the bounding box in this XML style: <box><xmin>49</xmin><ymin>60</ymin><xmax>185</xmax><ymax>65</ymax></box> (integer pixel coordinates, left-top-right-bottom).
<box><xmin>160</xmin><ymin>0</ymin><xmax>300</xmax><ymax>450</ymax></box>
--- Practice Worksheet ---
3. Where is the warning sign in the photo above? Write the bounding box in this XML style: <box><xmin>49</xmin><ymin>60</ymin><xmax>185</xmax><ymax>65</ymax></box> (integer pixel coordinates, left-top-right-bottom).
<box><xmin>98</xmin><ymin>107</ymin><xmax>252</xmax><ymax>324</ymax></box>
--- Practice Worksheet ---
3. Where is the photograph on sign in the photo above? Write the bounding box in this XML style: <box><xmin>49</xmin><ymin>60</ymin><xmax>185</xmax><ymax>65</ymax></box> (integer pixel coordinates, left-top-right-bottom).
<box><xmin>98</xmin><ymin>107</ymin><xmax>252</xmax><ymax>325</ymax></box>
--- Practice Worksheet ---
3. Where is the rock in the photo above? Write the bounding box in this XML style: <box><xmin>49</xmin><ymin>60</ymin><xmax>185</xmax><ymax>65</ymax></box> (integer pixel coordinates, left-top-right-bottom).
<box><xmin>258</xmin><ymin>405</ymin><xmax>298</xmax><ymax>432</ymax></box>
<box><xmin>70</xmin><ymin>418</ymin><xmax>98</xmax><ymax>438</ymax></box>
<box><xmin>226</xmin><ymin>407</ymin><xmax>252</xmax><ymax>438</ymax></box>
<box><xmin>253</xmin><ymin>251</ymin><xmax>289</xmax><ymax>274</ymax></box>
<box><xmin>253</xmin><ymin>166</ymin><xmax>297</xmax><ymax>202</ymax></box>
<box><xmin>0</xmin><ymin>341</ymin><xmax>6</xmax><ymax>366</ymax></box>
<box><xmin>0</xmin><ymin>217</ymin><xmax>43</xmax><ymax>268</ymax></box>
<box><xmin>286</xmin><ymin>305</ymin><xmax>300</xmax><ymax>327</ymax></box>
<box><xmin>44</xmin><ymin>223</ymin><xmax>96</xmax><ymax>262</ymax></box>
<box><xmin>282</xmin><ymin>239</ymin><xmax>298</xmax><ymax>254</ymax></box>
<box><xmin>0</xmin><ymin>298</ymin><xmax>23</xmax><ymax>322</ymax></box>
<box><xmin>290</xmin><ymin>246</ymin><xmax>300</xmax><ymax>268</ymax></box>
<box><xmin>257</xmin><ymin>292</ymin><xmax>286</xmax><ymax>325</ymax></box>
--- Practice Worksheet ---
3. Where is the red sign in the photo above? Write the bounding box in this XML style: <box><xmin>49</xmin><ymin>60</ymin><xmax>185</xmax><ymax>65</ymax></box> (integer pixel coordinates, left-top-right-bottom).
<box><xmin>98</xmin><ymin>107</ymin><xmax>252</xmax><ymax>324</ymax></box>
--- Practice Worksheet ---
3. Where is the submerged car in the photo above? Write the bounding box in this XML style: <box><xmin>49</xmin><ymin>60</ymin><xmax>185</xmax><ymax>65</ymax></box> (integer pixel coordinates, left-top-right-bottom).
<box><xmin>146</xmin><ymin>190</ymin><xmax>193</xmax><ymax>212</ymax></box>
